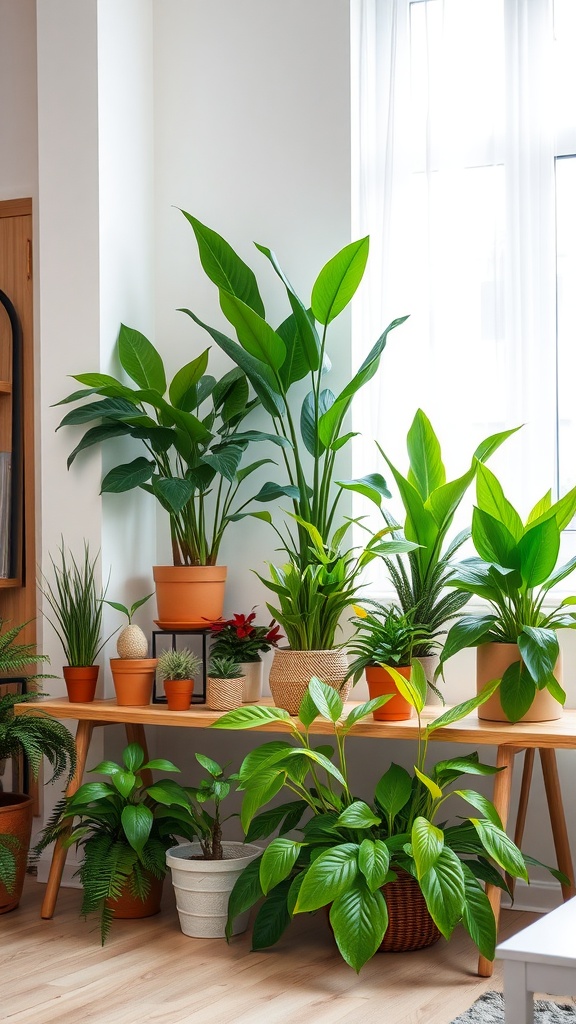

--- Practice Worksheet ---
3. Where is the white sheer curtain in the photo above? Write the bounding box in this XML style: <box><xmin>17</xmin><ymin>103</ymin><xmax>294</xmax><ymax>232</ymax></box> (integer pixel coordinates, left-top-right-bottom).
<box><xmin>351</xmin><ymin>0</ymin><xmax>560</xmax><ymax>548</ymax></box>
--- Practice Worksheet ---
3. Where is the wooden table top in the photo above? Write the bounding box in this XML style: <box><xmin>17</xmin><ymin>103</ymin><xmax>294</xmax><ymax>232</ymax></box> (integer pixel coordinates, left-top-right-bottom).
<box><xmin>14</xmin><ymin>697</ymin><xmax>576</xmax><ymax>749</ymax></box>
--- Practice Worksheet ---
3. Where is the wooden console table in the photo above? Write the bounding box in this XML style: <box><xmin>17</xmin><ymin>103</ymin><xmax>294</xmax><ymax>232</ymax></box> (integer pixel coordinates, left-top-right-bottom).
<box><xmin>16</xmin><ymin>698</ymin><xmax>576</xmax><ymax>977</ymax></box>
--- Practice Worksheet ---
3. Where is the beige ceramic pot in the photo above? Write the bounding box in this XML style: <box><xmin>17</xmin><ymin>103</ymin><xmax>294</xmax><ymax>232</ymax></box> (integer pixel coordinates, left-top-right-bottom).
<box><xmin>239</xmin><ymin>660</ymin><xmax>263</xmax><ymax>703</ymax></box>
<box><xmin>476</xmin><ymin>642</ymin><xmax>563</xmax><ymax>723</ymax></box>
<box><xmin>269</xmin><ymin>648</ymin><xmax>350</xmax><ymax>716</ymax></box>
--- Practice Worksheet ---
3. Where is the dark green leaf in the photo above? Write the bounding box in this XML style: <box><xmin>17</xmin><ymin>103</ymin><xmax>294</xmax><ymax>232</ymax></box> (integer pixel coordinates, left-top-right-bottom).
<box><xmin>182</xmin><ymin>211</ymin><xmax>265</xmax><ymax>316</ymax></box>
<box><xmin>295</xmin><ymin>844</ymin><xmax>359</xmax><ymax>912</ymax></box>
<box><xmin>330</xmin><ymin>880</ymin><xmax>388</xmax><ymax>973</ymax></box>
<box><xmin>251</xmin><ymin>878</ymin><xmax>293</xmax><ymax>950</ymax></box>
<box><xmin>118</xmin><ymin>324</ymin><xmax>166</xmax><ymax>393</ymax></box>
<box><xmin>260</xmin><ymin>838</ymin><xmax>303</xmax><ymax>894</ymax></box>
<box><xmin>101</xmin><ymin>458</ymin><xmax>154</xmax><ymax>494</ymax></box>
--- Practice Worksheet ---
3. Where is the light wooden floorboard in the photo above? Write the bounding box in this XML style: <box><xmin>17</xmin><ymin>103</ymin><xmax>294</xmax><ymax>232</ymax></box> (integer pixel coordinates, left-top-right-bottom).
<box><xmin>0</xmin><ymin>876</ymin><xmax>573</xmax><ymax>1024</ymax></box>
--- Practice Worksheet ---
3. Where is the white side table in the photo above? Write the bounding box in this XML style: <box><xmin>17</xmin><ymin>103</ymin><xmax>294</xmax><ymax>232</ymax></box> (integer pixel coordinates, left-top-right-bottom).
<box><xmin>496</xmin><ymin>897</ymin><xmax>576</xmax><ymax>1024</ymax></box>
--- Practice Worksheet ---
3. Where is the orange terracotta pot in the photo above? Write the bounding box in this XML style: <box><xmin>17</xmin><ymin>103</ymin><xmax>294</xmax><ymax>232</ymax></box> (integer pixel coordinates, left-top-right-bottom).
<box><xmin>106</xmin><ymin>873</ymin><xmax>164</xmax><ymax>919</ymax></box>
<box><xmin>365</xmin><ymin>665</ymin><xmax>414</xmax><ymax>721</ymax></box>
<box><xmin>164</xmin><ymin>678</ymin><xmax>194</xmax><ymax>711</ymax></box>
<box><xmin>152</xmin><ymin>565</ymin><xmax>227</xmax><ymax>629</ymax></box>
<box><xmin>110</xmin><ymin>659</ymin><xmax>157</xmax><ymax>707</ymax></box>
<box><xmin>62</xmin><ymin>665</ymin><xmax>99</xmax><ymax>703</ymax></box>
<box><xmin>476</xmin><ymin>643</ymin><xmax>563</xmax><ymax>723</ymax></box>
<box><xmin>0</xmin><ymin>794</ymin><xmax>33</xmax><ymax>914</ymax></box>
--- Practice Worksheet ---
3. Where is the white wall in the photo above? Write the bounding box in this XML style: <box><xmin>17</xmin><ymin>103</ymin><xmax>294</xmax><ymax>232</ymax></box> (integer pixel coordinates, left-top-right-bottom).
<box><xmin>0</xmin><ymin>0</ymin><xmax>38</xmax><ymax>201</ymax></box>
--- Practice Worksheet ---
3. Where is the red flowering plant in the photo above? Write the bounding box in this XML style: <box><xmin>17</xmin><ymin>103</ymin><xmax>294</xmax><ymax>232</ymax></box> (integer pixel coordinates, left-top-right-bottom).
<box><xmin>208</xmin><ymin>610</ymin><xmax>283</xmax><ymax>664</ymax></box>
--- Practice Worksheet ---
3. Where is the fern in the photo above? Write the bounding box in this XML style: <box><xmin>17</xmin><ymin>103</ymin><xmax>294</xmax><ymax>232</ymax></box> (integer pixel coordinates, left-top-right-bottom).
<box><xmin>0</xmin><ymin>834</ymin><xmax>19</xmax><ymax>893</ymax></box>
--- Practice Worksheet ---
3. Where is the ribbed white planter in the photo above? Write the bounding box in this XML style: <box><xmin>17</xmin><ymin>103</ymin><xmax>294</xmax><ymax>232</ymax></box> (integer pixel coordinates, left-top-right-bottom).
<box><xmin>165</xmin><ymin>841</ymin><xmax>261</xmax><ymax>938</ymax></box>
<box><xmin>239</xmin><ymin>660</ymin><xmax>263</xmax><ymax>702</ymax></box>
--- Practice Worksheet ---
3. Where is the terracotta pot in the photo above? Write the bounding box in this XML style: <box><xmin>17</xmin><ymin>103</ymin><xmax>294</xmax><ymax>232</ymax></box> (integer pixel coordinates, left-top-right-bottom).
<box><xmin>106</xmin><ymin>872</ymin><xmax>164</xmax><ymax>919</ymax></box>
<box><xmin>62</xmin><ymin>665</ymin><xmax>99</xmax><ymax>703</ymax></box>
<box><xmin>164</xmin><ymin>678</ymin><xmax>194</xmax><ymax>711</ymax></box>
<box><xmin>365</xmin><ymin>664</ymin><xmax>414</xmax><ymax>721</ymax></box>
<box><xmin>206</xmin><ymin>675</ymin><xmax>243</xmax><ymax>711</ymax></box>
<box><xmin>476</xmin><ymin>643</ymin><xmax>563</xmax><ymax>723</ymax></box>
<box><xmin>153</xmin><ymin>565</ymin><xmax>227</xmax><ymax>629</ymax></box>
<box><xmin>269</xmin><ymin>648</ymin><xmax>351</xmax><ymax>716</ymax></box>
<box><xmin>110</xmin><ymin>658</ymin><xmax>157</xmax><ymax>707</ymax></box>
<box><xmin>239</xmin><ymin>660</ymin><xmax>263</xmax><ymax>702</ymax></box>
<box><xmin>0</xmin><ymin>793</ymin><xmax>33</xmax><ymax>914</ymax></box>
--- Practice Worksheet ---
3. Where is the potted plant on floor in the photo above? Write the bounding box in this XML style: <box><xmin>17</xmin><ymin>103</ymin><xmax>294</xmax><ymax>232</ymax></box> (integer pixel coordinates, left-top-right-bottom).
<box><xmin>35</xmin><ymin>741</ymin><xmax>200</xmax><ymax>943</ymax></box>
<box><xmin>436</xmin><ymin>464</ymin><xmax>576</xmax><ymax>722</ymax></box>
<box><xmin>346</xmin><ymin>602</ymin><xmax>436</xmax><ymax>720</ymax></box>
<box><xmin>182</xmin><ymin>212</ymin><xmax>414</xmax><ymax>711</ymax></box>
<box><xmin>208</xmin><ymin>609</ymin><xmax>282</xmax><ymax>701</ymax></box>
<box><xmin>370</xmin><ymin>410</ymin><xmax>519</xmax><ymax>699</ymax></box>
<box><xmin>211</xmin><ymin>675</ymin><xmax>561</xmax><ymax>971</ymax></box>
<box><xmin>38</xmin><ymin>541</ymin><xmax>112</xmax><ymax>703</ymax></box>
<box><xmin>165</xmin><ymin>752</ymin><xmax>261</xmax><ymax>938</ymax></box>
<box><xmin>106</xmin><ymin>593</ymin><xmax>158</xmax><ymax>706</ymax></box>
<box><xmin>56</xmin><ymin>332</ymin><xmax>287</xmax><ymax>628</ymax></box>
<box><xmin>0</xmin><ymin>619</ymin><xmax>76</xmax><ymax>913</ymax></box>
<box><xmin>157</xmin><ymin>647</ymin><xmax>202</xmax><ymax>711</ymax></box>
<box><xmin>206</xmin><ymin>655</ymin><xmax>245</xmax><ymax>711</ymax></box>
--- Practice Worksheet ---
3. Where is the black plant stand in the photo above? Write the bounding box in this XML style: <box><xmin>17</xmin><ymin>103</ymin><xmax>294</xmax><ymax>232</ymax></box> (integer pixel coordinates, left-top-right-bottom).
<box><xmin>151</xmin><ymin>628</ymin><xmax>210</xmax><ymax>705</ymax></box>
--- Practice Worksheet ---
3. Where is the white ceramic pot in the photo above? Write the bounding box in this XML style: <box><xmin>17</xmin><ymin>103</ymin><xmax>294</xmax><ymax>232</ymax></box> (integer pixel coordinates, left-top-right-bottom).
<box><xmin>239</xmin><ymin>660</ymin><xmax>263</xmax><ymax>702</ymax></box>
<box><xmin>165</xmin><ymin>841</ymin><xmax>261</xmax><ymax>938</ymax></box>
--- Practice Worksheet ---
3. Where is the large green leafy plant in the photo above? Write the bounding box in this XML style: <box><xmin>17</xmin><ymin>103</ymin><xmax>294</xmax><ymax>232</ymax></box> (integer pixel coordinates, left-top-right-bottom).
<box><xmin>437</xmin><ymin>463</ymin><xmax>576</xmax><ymax>721</ymax></box>
<box><xmin>182</xmin><ymin>213</ymin><xmax>414</xmax><ymax>646</ymax></box>
<box><xmin>372</xmin><ymin>410</ymin><xmax>519</xmax><ymax>657</ymax></box>
<box><xmin>211</xmin><ymin>673</ymin><xmax>553</xmax><ymax>972</ymax></box>
<box><xmin>56</xmin><ymin>332</ymin><xmax>286</xmax><ymax>566</ymax></box>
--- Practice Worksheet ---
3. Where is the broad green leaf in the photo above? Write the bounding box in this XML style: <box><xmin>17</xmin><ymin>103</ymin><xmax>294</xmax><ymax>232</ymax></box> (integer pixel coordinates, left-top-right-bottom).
<box><xmin>526</xmin><ymin>490</ymin><xmax>552</xmax><ymax>525</ymax></box>
<box><xmin>298</xmin><ymin>687</ymin><xmax>321</xmax><ymax>729</ymax></box>
<box><xmin>245</xmin><ymin>801</ymin><xmax>308</xmax><ymax>843</ymax></box>
<box><xmin>419</xmin><ymin>847</ymin><xmax>466</xmax><ymax>939</ymax></box>
<box><xmin>195</xmin><ymin>752</ymin><xmax>222</xmax><ymax>777</ymax></box>
<box><xmin>426</xmin><ymin>678</ymin><xmax>501</xmax><ymax>734</ymax></box>
<box><xmin>411</xmin><ymin>817</ymin><xmax>444</xmax><ymax>879</ymax></box>
<box><xmin>101</xmin><ymin>457</ymin><xmax>154</xmax><ymax>494</ymax></box>
<box><xmin>406</xmin><ymin>409</ymin><xmax>446</xmax><ymax>500</ymax></box>
<box><xmin>153</xmin><ymin>477</ymin><xmax>194</xmax><ymax>514</ymax></box>
<box><xmin>295</xmin><ymin>844</ymin><xmax>359</xmax><ymax>912</ymax></box>
<box><xmin>68</xmin><ymin>782</ymin><xmax>116</xmax><ymax>805</ymax></box>
<box><xmin>380</xmin><ymin>456</ymin><xmax>438</xmax><ymax>575</ymax></box>
<box><xmin>439</xmin><ymin>615</ymin><xmax>498</xmax><ymax>667</ymax></box>
<box><xmin>255</xmin><ymin>243</ymin><xmax>321</xmax><ymax>371</ymax></box>
<box><xmin>251</xmin><ymin>878</ymin><xmax>293</xmax><ymax>949</ymax></box>
<box><xmin>452</xmin><ymin>790</ymin><xmax>503</xmax><ymax>828</ymax></box>
<box><xmin>517</xmin><ymin>518</ymin><xmax>560</xmax><ymax>588</ymax></box>
<box><xmin>182</xmin><ymin>210</ymin><xmax>265</xmax><ymax>316</ymax></box>
<box><xmin>118</xmin><ymin>324</ymin><xmax>166</xmax><ymax>393</ymax></box>
<box><xmin>219</xmin><ymin>292</ymin><xmax>286</xmax><ymax>372</ymax></box>
<box><xmin>203</xmin><ymin>444</ymin><xmax>244</xmax><ymax>483</ymax></box>
<box><xmin>238</xmin><ymin>741</ymin><xmax>296</xmax><ymax>783</ymax></box>
<box><xmin>211</xmin><ymin>705</ymin><xmax>292</xmax><ymax>730</ymax></box>
<box><xmin>383</xmin><ymin>663</ymin><xmax>425</xmax><ymax>714</ymax></box>
<box><xmin>57</xmin><ymin>397</ymin><xmax>138</xmax><ymax>428</ymax></box>
<box><xmin>236</xmin><ymin>458</ymin><xmax>276</xmax><ymax>484</ymax></box>
<box><xmin>123</xmin><ymin>744</ymin><xmax>144</xmax><ymax>772</ymax></box>
<box><xmin>276</xmin><ymin>310</ymin><xmax>313</xmax><ymax>387</ymax></box>
<box><xmin>311</xmin><ymin>237</ymin><xmax>369</xmax><ymax>325</ymax></box>
<box><xmin>168</xmin><ymin>350</ymin><xmax>210</xmax><ymax>410</ymax></box>
<box><xmin>358</xmin><ymin>839</ymin><xmax>390</xmax><ymax>891</ymax></box>
<box><xmin>472</xmin><ymin>425</ymin><xmax>522</xmax><ymax>464</ymax></box>
<box><xmin>253</xmin><ymin>482</ymin><xmax>301</xmax><ymax>502</ymax></box>
<box><xmin>472</xmin><ymin>507</ymin><xmax>519</xmax><ymax>569</ymax></box>
<box><xmin>461</xmin><ymin>865</ymin><xmax>497</xmax><ymax>961</ymax></box>
<box><xmin>541</xmin><ymin>556</ymin><xmax>576</xmax><ymax>593</ymax></box>
<box><xmin>341</xmin><ymin>696</ymin><xmax>394</xmax><ymax>734</ymax></box>
<box><xmin>470</xmin><ymin>819</ymin><xmax>528</xmax><ymax>881</ymax></box>
<box><xmin>337</xmin><ymin>473</ymin><xmax>392</xmax><ymax>506</ymax></box>
<box><xmin>226</xmin><ymin>855</ymin><xmax>263</xmax><ymax>940</ymax></box>
<box><xmin>426</xmin><ymin>468</ymin><xmax>475</xmax><ymax>533</ymax></box>
<box><xmin>374</xmin><ymin>763</ymin><xmax>413</xmax><ymax>819</ymax></box>
<box><xmin>414</xmin><ymin>766</ymin><xmax>443</xmax><ymax>801</ymax></box>
<box><xmin>476</xmin><ymin>463</ymin><xmax>524</xmax><ymax>541</ymax></box>
<box><xmin>330</xmin><ymin>881</ymin><xmax>388</xmax><ymax>973</ymax></box>
<box><xmin>121</xmin><ymin>804</ymin><xmax>153</xmax><ymax>855</ymax></box>
<box><xmin>300</xmin><ymin>389</ymin><xmax>334</xmax><ymax>456</ymax></box>
<box><xmin>499</xmin><ymin>661</ymin><xmax>536</xmax><ymax>722</ymax></box>
<box><xmin>518</xmin><ymin>627</ymin><xmax>559</xmax><ymax>687</ymax></box>
<box><xmin>308</xmin><ymin>676</ymin><xmax>343</xmax><ymax>723</ymax></box>
<box><xmin>66</xmin><ymin>422</ymin><xmax>131</xmax><ymax>469</ymax></box>
<box><xmin>240</xmin><ymin>771</ymin><xmax>287</xmax><ymax>833</ymax></box>
<box><xmin>336</xmin><ymin>801</ymin><xmax>381</xmax><ymax>830</ymax></box>
<box><xmin>260</xmin><ymin>838</ymin><xmax>304</xmax><ymax>894</ymax></box>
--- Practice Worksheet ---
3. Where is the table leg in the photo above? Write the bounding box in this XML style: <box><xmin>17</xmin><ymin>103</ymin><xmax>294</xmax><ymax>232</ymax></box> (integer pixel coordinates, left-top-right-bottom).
<box><xmin>124</xmin><ymin>723</ymin><xmax>153</xmax><ymax>787</ymax></box>
<box><xmin>40</xmin><ymin>719</ymin><xmax>95</xmax><ymax>920</ymax></box>
<box><xmin>478</xmin><ymin>744</ymin><xmax>516</xmax><ymax>978</ymax></box>
<box><xmin>507</xmin><ymin>748</ymin><xmax>534</xmax><ymax>896</ymax></box>
<box><xmin>539</xmin><ymin>748</ymin><xmax>576</xmax><ymax>900</ymax></box>
<box><xmin>503</xmin><ymin>961</ymin><xmax>534</xmax><ymax>1024</ymax></box>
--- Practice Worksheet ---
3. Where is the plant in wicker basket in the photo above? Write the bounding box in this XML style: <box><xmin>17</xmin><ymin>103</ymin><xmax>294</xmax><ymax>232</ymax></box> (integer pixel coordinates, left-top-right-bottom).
<box><xmin>211</xmin><ymin>672</ymin><xmax>563</xmax><ymax>972</ymax></box>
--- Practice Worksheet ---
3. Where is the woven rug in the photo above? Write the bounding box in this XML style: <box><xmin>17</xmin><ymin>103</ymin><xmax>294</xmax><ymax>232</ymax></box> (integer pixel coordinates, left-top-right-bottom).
<box><xmin>451</xmin><ymin>991</ymin><xmax>576</xmax><ymax>1023</ymax></box>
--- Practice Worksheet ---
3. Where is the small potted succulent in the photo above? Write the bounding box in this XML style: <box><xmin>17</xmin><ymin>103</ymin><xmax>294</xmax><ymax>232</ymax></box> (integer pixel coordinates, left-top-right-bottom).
<box><xmin>206</xmin><ymin>655</ymin><xmax>244</xmax><ymax>711</ymax></box>
<box><xmin>346</xmin><ymin>601</ymin><xmax>435</xmax><ymax>720</ymax></box>
<box><xmin>106</xmin><ymin>594</ymin><xmax>157</xmax><ymax>707</ymax></box>
<box><xmin>157</xmin><ymin>648</ymin><xmax>202</xmax><ymax>711</ymax></box>
<box><xmin>208</xmin><ymin>609</ymin><xmax>282</xmax><ymax>701</ymax></box>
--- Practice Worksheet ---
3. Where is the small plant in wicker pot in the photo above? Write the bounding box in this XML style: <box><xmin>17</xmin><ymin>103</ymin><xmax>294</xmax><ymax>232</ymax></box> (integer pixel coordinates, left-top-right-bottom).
<box><xmin>208</xmin><ymin>609</ymin><xmax>282</xmax><ymax>702</ymax></box>
<box><xmin>157</xmin><ymin>648</ymin><xmax>202</xmax><ymax>711</ymax></box>
<box><xmin>206</xmin><ymin>655</ymin><xmax>244</xmax><ymax>712</ymax></box>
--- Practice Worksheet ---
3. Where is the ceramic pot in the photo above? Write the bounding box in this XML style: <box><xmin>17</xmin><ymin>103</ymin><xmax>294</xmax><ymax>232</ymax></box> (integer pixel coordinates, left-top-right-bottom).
<box><xmin>153</xmin><ymin>565</ymin><xmax>227</xmax><ymax>629</ymax></box>
<box><xmin>239</xmin><ymin>660</ymin><xmax>263</xmax><ymax>702</ymax></box>
<box><xmin>205</xmin><ymin>675</ymin><xmax>243</xmax><ymax>711</ymax></box>
<box><xmin>0</xmin><ymin>794</ymin><xmax>33</xmax><ymax>914</ymax></box>
<box><xmin>62</xmin><ymin>665</ymin><xmax>99</xmax><ymax>703</ymax></box>
<box><xmin>106</xmin><ymin>872</ymin><xmax>164</xmax><ymax>919</ymax></box>
<box><xmin>165</xmin><ymin>841</ymin><xmax>261</xmax><ymax>938</ymax></box>
<box><xmin>164</xmin><ymin>678</ymin><xmax>194</xmax><ymax>711</ymax></box>
<box><xmin>110</xmin><ymin>658</ymin><xmax>157</xmax><ymax>707</ymax></box>
<box><xmin>365</xmin><ymin>664</ymin><xmax>414</xmax><ymax>721</ymax></box>
<box><xmin>476</xmin><ymin>642</ymin><xmax>563</xmax><ymax>723</ymax></box>
<box><xmin>268</xmin><ymin>649</ymin><xmax>350</xmax><ymax>716</ymax></box>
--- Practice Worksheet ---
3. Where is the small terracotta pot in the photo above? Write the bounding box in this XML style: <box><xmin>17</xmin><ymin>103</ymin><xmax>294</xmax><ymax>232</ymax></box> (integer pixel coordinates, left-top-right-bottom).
<box><xmin>0</xmin><ymin>794</ymin><xmax>33</xmax><ymax>914</ymax></box>
<box><xmin>476</xmin><ymin>643</ymin><xmax>563</xmax><ymax>723</ymax></box>
<box><xmin>110</xmin><ymin>658</ymin><xmax>157</xmax><ymax>707</ymax></box>
<box><xmin>205</xmin><ymin>675</ymin><xmax>243</xmax><ymax>711</ymax></box>
<box><xmin>365</xmin><ymin>665</ymin><xmax>414</xmax><ymax>721</ymax></box>
<box><xmin>106</xmin><ymin>873</ymin><xmax>164</xmax><ymax>919</ymax></box>
<box><xmin>62</xmin><ymin>665</ymin><xmax>99</xmax><ymax>703</ymax></box>
<box><xmin>153</xmin><ymin>565</ymin><xmax>227</xmax><ymax>629</ymax></box>
<box><xmin>164</xmin><ymin>678</ymin><xmax>194</xmax><ymax>711</ymax></box>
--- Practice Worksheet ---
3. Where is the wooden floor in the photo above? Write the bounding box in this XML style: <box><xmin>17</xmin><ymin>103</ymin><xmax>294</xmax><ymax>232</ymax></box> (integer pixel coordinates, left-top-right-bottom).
<box><xmin>0</xmin><ymin>877</ymin><xmax>569</xmax><ymax>1024</ymax></box>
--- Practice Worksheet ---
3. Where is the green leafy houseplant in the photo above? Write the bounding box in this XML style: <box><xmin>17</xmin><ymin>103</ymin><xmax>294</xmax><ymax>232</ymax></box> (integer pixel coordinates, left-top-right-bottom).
<box><xmin>346</xmin><ymin>602</ymin><xmax>436</xmax><ymax>683</ymax></box>
<box><xmin>38</xmin><ymin>541</ymin><xmax>111</xmax><ymax>667</ymax></box>
<box><xmin>437</xmin><ymin>463</ymin><xmax>576</xmax><ymax>721</ymax></box>
<box><xmin>105</xmin><ymin>593</ymin><xmax>153</xmax><ymax>660</ymax></box>
<box><xmin>208</xmin><ymin>655</ymin><xmax>243</xmax><ymax>679</ymax></box>
<box><xmin>56</xmin><ymin>330</ymin><xmax>287</xmax><ymax>567</ymax></box>
<box><xmin>165</xmin><ymin>751</ymin><xmax>239</xmax><ymax>860</ymax></box>
<box><xmin>182</xmin><ymin>213</ymin><xmax>414</xmax><ymax>647</ymax></box>
<box><xmin>210</xmin><ymin>673</ymin><xmax>557</xmax><ymax>972</ymax></box>
<box><xmin>0</xmin><ymin>620</ymin><xmax>76</xmax><ymax>901</ymax></box>
<box><xmin>157</xmin><ymin>648</ymin><xmax>202</xmax><ymax>682</ymax></box>
<box><xmin>371</xmin><ymin>410</ymin><xmax>519</xmax><ymax>657</ymax></box>
<box><xmin>208</xmin><ymin>609</ymin><xmax>282</xmax><ymax>663</ymax></box>
<box><xmin>34</xmin><ymin>742</ymin><xmax>205</xmax><ymax>943</ymax></box>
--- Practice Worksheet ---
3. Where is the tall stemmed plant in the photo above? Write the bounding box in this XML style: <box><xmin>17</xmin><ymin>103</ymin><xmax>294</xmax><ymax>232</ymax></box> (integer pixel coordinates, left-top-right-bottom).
<box><xmin>38</xmin><ymin>542</ymin><xmax>111</xmax><ymax>667</ymax></box>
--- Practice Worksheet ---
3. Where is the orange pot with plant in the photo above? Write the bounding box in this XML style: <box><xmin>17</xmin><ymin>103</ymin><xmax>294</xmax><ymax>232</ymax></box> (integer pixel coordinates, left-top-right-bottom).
<box><xmin>157</xmin><ymin>648</ymin><xmax>202</xmax><ymax>711</ymax></box>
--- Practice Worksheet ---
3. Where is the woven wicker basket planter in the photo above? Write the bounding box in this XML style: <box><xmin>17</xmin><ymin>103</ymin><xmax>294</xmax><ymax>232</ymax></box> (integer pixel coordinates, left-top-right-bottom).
<box><xmin>206</xmin><ymin>674</ymin><xmax>243</xmax><ymax>711</ymax></box>
<box><xmin>379</xmin><ymin>869</ymin><xmax>441</xmax><ymax>952</ymax></box>
<box><xmin>269</xmin><ymin>648</ymin><xmax>350</xmax><ymax>716</ymax></box>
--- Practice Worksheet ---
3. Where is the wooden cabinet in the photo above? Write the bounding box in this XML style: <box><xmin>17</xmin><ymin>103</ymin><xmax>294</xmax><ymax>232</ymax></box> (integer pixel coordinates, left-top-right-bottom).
<box><xmin>0</xmin><ymin>199</ymin><xmax>35</xmax><ymax>646</ymax></box>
